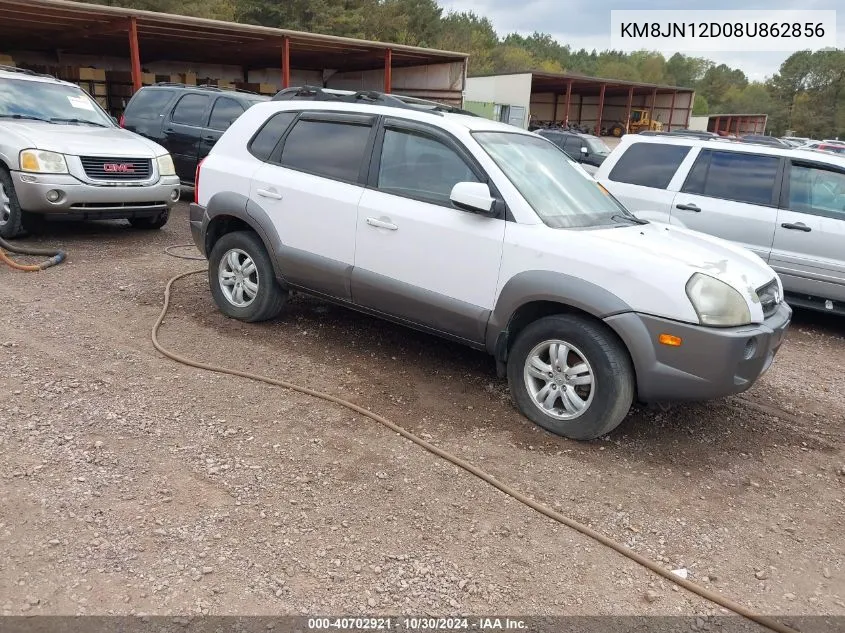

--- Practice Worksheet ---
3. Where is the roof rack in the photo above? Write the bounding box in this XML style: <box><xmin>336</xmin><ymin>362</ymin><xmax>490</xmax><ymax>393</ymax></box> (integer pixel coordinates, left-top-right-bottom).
<box><xmin>272</xmin><ymin>85</ymin><xmax>478</xmax><ymax>117</ymax></box>
<box><xmin>0</xmin><ymin>64</ymin><xmax>36</xmax><ymax>76</ymax></box>
<box><xmin>152</xmin><ymin>82</ymin><xmax>261</xmax><ymax>96</ymax></box>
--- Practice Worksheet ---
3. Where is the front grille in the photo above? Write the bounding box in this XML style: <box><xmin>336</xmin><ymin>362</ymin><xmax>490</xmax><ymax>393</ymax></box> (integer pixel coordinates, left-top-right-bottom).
<box><xmin>80</xmin><ymin>156</ymin><xmax>152</xmax><ymax>181</ymax></box>
<box><xmin>756</xmin><ymin>279</ymin><xmax>781</xmax><ymax>318</ymax></box>
<box><xmin>69</xmin><ymin>201</ymin><xmax>166</xmax><ymax>210</ymax></box>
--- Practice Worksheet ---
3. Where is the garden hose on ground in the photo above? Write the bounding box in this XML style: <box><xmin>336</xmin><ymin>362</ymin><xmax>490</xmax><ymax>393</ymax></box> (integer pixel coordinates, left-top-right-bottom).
<box><xmin>0</xmin><ymin>235</ymin><xmax>66</xmax><ymax>271</ymax></box>
<box><xmin>156</xmin><ymin>248</ymin><xmax>798</xmax><ymax>633</ymax></box>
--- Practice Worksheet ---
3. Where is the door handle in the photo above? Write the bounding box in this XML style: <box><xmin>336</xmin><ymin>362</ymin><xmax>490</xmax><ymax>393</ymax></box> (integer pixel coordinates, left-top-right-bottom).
<box><xmin>164</xmin><ymin>128</ymin><xmax>175</xmax><ymax>134</ymax></box>
<box><xmin>675</xmin><ymin>203</ymin><xmax>701</xmax><ymax>212</ymax></box>
<box><xmin>781</xmin><ymin>222</ymin><xmax>811</xmax><ymax>232</ymax></box>
<box><xmin>202</xmin><ymin>135</ymin><xmax>217</xmax><ymax>141</ymax></box>
<box><xmin>256</xmin><ymin>189</ymin><xmax>283</xmax><ymax>200</ymax></box>
<box><xmin>366</xmin><ymin>217</ymin><xmax>398</xmax><ymax>230</ymax></box>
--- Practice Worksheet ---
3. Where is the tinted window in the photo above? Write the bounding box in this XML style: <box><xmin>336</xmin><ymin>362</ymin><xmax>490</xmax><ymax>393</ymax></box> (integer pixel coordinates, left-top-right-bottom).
<box><xmin>280</xmin><ymin>119</ymin><xmax>371</xmax><ymax>182</ymax></box>
<box><xmin>563</xmin><ymin>136</ymin><xmax>582</xmax><ymax>154</ymax></box>
<box><xmin>208</xmin><ymin>97</ymin><xmax>245</xmax><ymax>131</ymax></box>
<box><xmin>681</xmin><ymin>151</ymin><xmax>709</xmax><ymax>194</ymax></box>
<box><xmin>788</xmin><ymin>163</ymin><xmax>845</xmax><ymax>219</ymax></box>
<box><xmin>171</xmin><ymin>94</ymin><xmax>209</xmax><ymax>126</ymax></box>
<box><xmin>249</xmin><ymin>111</ymin><xmax>297</xmax><ymax>162</ymax></box>
<box><xmin>608</xmin><ymin>142</ymin><xmax>690</xmax><ymax>189</ymax></box>
<box><xmin>125</xmin><ymin>89</ymin><xmax>174</xmax><ymax>120</ymax></box>
<box><xmin>694</xmin><ymin>150</ymin><xmax>780</xmax><ymax>206</ymax></box>
<box><xmin>377</xmin><ymin>128</ymin><xmax>478</xmax><ymax>205</ymax></box>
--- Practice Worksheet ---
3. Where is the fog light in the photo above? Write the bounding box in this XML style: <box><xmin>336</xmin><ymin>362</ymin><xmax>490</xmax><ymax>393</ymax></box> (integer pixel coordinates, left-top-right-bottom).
<box><xmin>170</xmin><ymin>189</ymin><xmax>180</xmax><ymax>201</ymax></box>
<box><xmin>46</xmin><ymin>189</ymin><xmax>61</xmax><ymax>202</ymax></box>
<box><xmin>743</xmin><ymin>338</ymin><xmax>757</xmax><ymax>360</ymax></box>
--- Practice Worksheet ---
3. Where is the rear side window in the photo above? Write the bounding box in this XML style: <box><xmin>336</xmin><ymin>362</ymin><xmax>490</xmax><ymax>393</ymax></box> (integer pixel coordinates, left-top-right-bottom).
<box><xmin>208</xmin><ymin>97</ymin><xmax>245</xmax><ymax>131</ymax></box>
<box><xmin>125</xmin><ymin>89</ymin><xmax>173</xmax><ymax>120</ymax></box>
<box><xmin>280</xmin><ymin>119</ymin><xmax>371</xmax><ymax>182</ymax></box>
<box><xmin>171</xmin><ymin>94</ymin><xmax>209</xmax><ymax>126</ymax></box>
<box><xmin>608</xmin><ymin>142</ymin><xmax>690</xmax><ymax>189</ymax></box>
<box><xmin>787</xmin><ymin>163</ymin><xmax>845</xmax><ymax>219</ymax></box>
<box><xmin>563</xmin><ymin>136</ymin><xmax>582</xmax><ymax>155</ymax></box>
<box><xmin>683</xmin><ymin>150</ymin><xmax>780</xmax><ymax>206</ymax></box>
<box><xmin>249</xmin><ymin>112</ymin><xmax>297</xmax><ymax>162</ymax></box>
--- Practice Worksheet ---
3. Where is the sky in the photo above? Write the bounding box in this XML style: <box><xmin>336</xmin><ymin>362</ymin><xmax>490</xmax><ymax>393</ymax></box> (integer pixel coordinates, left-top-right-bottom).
<box><xmin>437</xmin><ymin>0</ymin><xmax>844</xmax><ymax>81</ymax></box>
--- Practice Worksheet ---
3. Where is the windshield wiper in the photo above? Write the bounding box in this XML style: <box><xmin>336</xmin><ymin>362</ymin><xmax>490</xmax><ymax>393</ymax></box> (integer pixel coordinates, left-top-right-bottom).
<box><xmin>50</xmin><ymin>117</ymin><xmax>109</xmax><ymax>127</ymax></box>
<box><xmin>610</xmin><ymin>213</ymin><xmax>648</xmax><ymax>225</ymax></box>
<box><xmin>0</xmin><ymin>113</ymin><xmax>50</xmax><ymax>122</ymax></box>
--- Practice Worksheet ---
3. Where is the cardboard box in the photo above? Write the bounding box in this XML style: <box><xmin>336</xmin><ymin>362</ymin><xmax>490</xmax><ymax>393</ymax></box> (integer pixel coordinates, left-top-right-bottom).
<box><xmin>106</xmin><ymin>70</ymin><xmax>156</xmax><ymax>85</ymax></box>
<box><xmin>234</xmin><ymin>82</ymin><xmax>277</xmax><ymax>95</ymax></box>
<box><xmin>178</xmin><ymin>72</ymin><xmax>197</xmax><ymax>85</ymax></box>
<box><xmin>0</xmin><ymin>53</ymin><xmax>15</xmax><ymax>67</ymax></box>
<box><xmin>61</xmin><ymin>66</ymin><xmax>106</xmax><ymax>81</ymax></box>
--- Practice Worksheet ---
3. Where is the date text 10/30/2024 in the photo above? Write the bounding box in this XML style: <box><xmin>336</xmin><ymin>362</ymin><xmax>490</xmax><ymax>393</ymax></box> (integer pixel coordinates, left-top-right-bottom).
<box><xmin>307</xmin><ymin>617</ymin><xmax>528</xmax><ymax>630</ymax></box>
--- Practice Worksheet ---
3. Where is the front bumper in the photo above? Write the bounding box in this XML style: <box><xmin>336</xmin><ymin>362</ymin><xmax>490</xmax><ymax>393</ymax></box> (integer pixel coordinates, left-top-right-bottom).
<box><xmin>189</xmin><ymin>202</ymin><xmax>208</xmax><ymax>256</ymax></box>
<box><xmin>605</xmin><ymin>302</ymin><xmax>792</xmax><ymax>402</ymax></box>
<box><xmin>13</xmin><ymin>171</ymin><xmax>181</xmax><ymax>218</ymax></box>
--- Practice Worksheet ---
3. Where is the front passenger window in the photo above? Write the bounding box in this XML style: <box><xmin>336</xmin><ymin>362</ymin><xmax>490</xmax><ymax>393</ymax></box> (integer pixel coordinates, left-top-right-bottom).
<box><xmin>377</xmin><ymin>129</ymin><xmax>479</xmax><ymax>205</ymax></box>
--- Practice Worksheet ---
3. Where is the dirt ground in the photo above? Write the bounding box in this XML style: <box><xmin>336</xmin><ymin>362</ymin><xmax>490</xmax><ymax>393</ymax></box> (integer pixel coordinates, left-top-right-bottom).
<box><xmin>1</xmin><ymin>204</ymin><xmax>843</xmax><ymax>624</ymax></box>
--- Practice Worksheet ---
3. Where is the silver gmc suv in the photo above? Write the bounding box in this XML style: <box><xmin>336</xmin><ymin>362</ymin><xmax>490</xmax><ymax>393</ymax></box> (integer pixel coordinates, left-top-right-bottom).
<box><xmin>0</xmin><ymin>66</ymin><xmax>180</xmax><ymax>238</ymax></box>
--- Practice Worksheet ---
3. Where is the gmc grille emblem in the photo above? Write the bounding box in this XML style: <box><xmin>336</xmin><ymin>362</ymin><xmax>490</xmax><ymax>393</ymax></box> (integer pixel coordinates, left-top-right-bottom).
<box><xmin>103</xmin><ymin>163</ymin><xmax>135</xmax><ymax>173</ymax></box>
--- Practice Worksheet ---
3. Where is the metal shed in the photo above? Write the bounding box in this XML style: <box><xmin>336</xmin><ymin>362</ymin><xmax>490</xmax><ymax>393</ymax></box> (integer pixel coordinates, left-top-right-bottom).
<box><xmin>0</xmin><ymin>0</ymin><xmax>468</xmax><ymax>106</ymax></box>
<box><xmin>465</xmin><ymin>71</ymin><xmax>695</xmax><ymax>135</ymax></box>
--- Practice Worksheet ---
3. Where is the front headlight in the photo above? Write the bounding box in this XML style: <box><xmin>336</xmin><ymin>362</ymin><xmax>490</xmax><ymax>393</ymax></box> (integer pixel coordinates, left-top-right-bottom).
<box><xmin>685</xmin><ymin>273</ymin><xmax>751</xmax><ymax>327</ymax></box>
<box><xmin>19</xmin><ymin>149</ymin><xmax>68</xmax><ymax>174</ymax></box>
<box><xmin>156</xmin><ymin>154</ymin><xmax>176</xmax><ymax>177</ymax></box>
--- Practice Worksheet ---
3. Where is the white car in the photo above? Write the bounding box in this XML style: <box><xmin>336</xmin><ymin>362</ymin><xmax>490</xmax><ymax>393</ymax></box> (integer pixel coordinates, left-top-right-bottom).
<box><xmin>189</xmin><ymin>92</ymin><xmax>791</xmax><ymax>440</ymax></box>
<box><xmin>595</xmin><ymin>134</ymin><xmax>845</xmax><ymax>315</ymax></box>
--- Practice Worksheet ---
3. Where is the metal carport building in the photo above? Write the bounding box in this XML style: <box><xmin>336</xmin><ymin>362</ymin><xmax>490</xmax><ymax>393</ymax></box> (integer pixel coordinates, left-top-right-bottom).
<box><xmin>0</xmin><ymin>0</ymin><xmax>468</xmax><ymax>105</ymax></box>
<box><xmin>465</xmin><ymin>71</ymin><xmax>695</xmax><ymax>135</ymax></box>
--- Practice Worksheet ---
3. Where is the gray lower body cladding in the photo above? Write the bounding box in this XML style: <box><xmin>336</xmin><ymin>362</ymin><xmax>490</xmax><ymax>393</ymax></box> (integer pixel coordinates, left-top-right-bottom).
<box><xmin>605</xmin><ymin>302</ymin><xmax>792</xmax><ymax>402</ymax></box>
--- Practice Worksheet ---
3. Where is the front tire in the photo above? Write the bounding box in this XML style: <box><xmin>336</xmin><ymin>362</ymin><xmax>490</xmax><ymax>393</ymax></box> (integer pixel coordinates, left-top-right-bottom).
<box><xmin>208</xmin><ymin>230</ymin><xmax>287</xmax><ymax>322</ymax></box>
<box><xmin>129</xmin><ymin>210</ymin><xmax>170</xmax><ymax>230</ymax></box>
<box><xmin>507</xmin><ymin>314</ymin><xmax>634</xmax><ymax>440</ymax></box>
<box><xmin>610</xmin><ymin>124</ymin><xmax>625</xmax><ymax>138</ymax></box>
<box><xmin>0</xmin><ymin>168</ymin><xmax>25</xmax><ymax>239</ymax></box>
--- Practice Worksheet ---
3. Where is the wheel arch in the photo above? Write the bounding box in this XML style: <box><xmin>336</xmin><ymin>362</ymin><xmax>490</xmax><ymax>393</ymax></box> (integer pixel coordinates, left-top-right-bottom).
<box><xmin>204</xmin><ymin>192</ymin><xmax>285</xmax><ymax>281</ymax></box>
<box><xmin>487</xmin><ymin>271</ymin><xmax>635</xmax><ymax>366</ymax></box>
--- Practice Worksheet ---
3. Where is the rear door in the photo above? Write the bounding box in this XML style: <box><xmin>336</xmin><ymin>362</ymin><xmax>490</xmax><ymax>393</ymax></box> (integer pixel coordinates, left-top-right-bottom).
<box><xmin>671</xmin><ymin>148</ymin><xmax>782</xmax><ymax>261</ymax></box>
<box><xmin>770</xmin><ymin>159</ymin><xmax>845</xmax><ymax>302</ymax></box>
<box><xmin>200</xmin><ymin>96</ymin><xmax>247</xmax><ymax>165</ymax></box>
<box><xmin>164</xmin><ymin>93</ymin><xmax>211</xmax><ymax>182</ymax></box>
<box><xmin>248</xmin><ymin>111</ymin><xmax>375</xmax><ymax>301</ymax></box>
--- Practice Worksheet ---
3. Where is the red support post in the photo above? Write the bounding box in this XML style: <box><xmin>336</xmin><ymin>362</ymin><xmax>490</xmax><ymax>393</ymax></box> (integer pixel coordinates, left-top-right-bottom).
<box><xmin>649</xmin><ymin>87</ymin><xmax>657</xmax><ymax>124</ymax></box>
<box><xmin>564</xmin><ymin>79</ymin><xmax>572</xmax><ymax>125</ymax></box>
<box><xmin>668</xmin><ymin>90</ymin><xmax>676</xmax><ymax>132</ymax></box>
<box><xmin>714</xmin><ymin>116</ymin><xmax>721</xmax><ymax>134</ymax></box>
<box><xmin>726</xmin><ymin>116</ymin><xmax>733</xmax><ymax>136</ymax></box>
<box><xmin>128</xmin><ymin>16</ymin><xmax>142</xmax><ymax>93</ymax></box>
<box><xmin>551</xmin><ymin>93</ymin><xmax>558</xmax><ymax>123</ymax></box>
<box><xmin>281</xmin><ymin>36</ymin><xmax>290</xmax><ymax>89</ymax></box>
<box><xmin>625</xmin><ymin>85</ymin><xmax>633</xmax><ymax>133</ymax></box>
<box><xmin>384</xmin><ymin>48</ymin><xmax>392</xmax><ymax>94</ymax></box>
<box><xmin>595</xmin><ymin>83</ymin><xmax>606</xmax><ymax>137</ymax></box>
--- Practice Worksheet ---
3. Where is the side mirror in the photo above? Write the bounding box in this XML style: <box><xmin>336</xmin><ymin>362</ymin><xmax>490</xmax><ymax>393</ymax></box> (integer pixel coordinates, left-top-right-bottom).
<box><xmin>450</xmin><ymin>181</ymin><xmax>497</xmax><ymax>216</ymax></box>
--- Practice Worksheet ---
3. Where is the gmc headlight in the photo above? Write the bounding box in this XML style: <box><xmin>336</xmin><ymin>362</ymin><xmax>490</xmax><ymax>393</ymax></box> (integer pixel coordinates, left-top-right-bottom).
<box><xmin>19</xmin><ymin>149</ymin><xmax>68</xmax><ymax>174</ymax></box>
<box><xmin>685</xmin><ymin>273</ymin><xmax>751</xmax><ymax>327</ymax></box>
<box><xmin>156</xmin><ymin>154</ymin><xmax>176</xmax><ymax>177</ymax></box>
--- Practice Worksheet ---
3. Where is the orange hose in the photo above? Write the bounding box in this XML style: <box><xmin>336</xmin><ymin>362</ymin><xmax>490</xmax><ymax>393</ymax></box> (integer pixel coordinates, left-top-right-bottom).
<box><xmin>0</xmin><ymin>248</ymin><xmax>43</xmax><ymax>271</ymax></box>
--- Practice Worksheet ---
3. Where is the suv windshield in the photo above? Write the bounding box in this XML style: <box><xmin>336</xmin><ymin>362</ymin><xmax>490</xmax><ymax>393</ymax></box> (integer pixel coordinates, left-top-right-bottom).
<box><xmin>0</xmin><ymin>77</ymin><xmax>113</xmax><ymax>127</ymax></box>
<box><xmin>475</xmin><ymin>131</ymin><xmax>637</xmax><ymax>229</ymax></box>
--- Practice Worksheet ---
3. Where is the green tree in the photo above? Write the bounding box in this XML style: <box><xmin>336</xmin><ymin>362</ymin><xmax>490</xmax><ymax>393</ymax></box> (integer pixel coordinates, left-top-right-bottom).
<box><xmin>692</xmin><ymin>94</ymin><xmax>709</xmax><ymax>115</ymax></box>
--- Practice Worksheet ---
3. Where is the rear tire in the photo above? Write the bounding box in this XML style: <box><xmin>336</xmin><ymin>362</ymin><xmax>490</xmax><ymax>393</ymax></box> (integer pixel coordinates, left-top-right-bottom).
<box><xmin>0</xmin><ymin>167</ymin><xmax>25</xmax><ymax>239</ymax></box>
<box><xmin>129</xmin><ymin>210</ymin><xmax>170</xmax><ymax>230</ymax></box>
<box><xmin>507</xmin><ymin>314</ymin><xmax>635</xmax><ymax>440</ymax></box>
<box><xmin>208</xmin><ymin>230</ymin><xmax>287</xmax><ymax>323</ymax></box>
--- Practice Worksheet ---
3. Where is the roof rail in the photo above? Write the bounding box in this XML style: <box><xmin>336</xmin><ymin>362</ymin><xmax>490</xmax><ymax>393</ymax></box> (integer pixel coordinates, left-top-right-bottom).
<box><xmin>272</xmin><ymin>85</ymin><xmax>478</xmax><ymax>117</ymax></box>
<box><xmin>0</xmin><ymin>64</ymin><xmax>36</xmax><ymax>76</ymax></box>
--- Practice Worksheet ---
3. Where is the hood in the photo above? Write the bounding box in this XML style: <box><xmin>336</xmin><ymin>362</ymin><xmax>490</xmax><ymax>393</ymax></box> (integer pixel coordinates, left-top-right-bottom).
<box><xmin>595</xmin><ymin>220</ymin><xmax>776</xmax><ymax>295</ymax></box>
<box><xmin>1</xmin><ymin>121</ymin><xmax>167</xmax><ymax>156</ymax></box>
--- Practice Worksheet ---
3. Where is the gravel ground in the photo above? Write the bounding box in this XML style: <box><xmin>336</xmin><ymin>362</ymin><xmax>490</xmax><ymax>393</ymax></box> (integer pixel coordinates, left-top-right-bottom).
<box><xmin>1</xmin><ymin>204</ymin><xmax>843</xmax><ymax>622</ymax></box>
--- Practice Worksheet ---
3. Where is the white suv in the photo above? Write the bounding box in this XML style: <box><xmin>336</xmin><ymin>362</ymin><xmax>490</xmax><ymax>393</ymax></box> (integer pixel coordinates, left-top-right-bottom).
<box><xmin>595</xmin><ymin>135</ymin><xmax>845</xmax><ymax>315</ymax></box>
<box><xmin>189</xmin><ymin>93</ymin><xmax>791</xmax><ymax>440</ymax></box>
